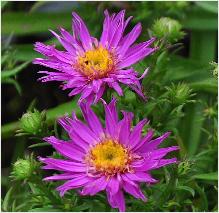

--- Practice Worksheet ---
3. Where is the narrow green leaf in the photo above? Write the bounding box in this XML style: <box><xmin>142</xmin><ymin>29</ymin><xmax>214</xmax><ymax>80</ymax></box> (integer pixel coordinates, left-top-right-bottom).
<box><xmin>165</xmin><ymin>55</ymin><xmax>214</xmax><ymax>88</ymax></box>
<box><xmin>1</xmin><ymin>52</ymin><xmax>10</xmax><ymax>65</ymax></box>
<box><xmin>27</xmin><ymin>99</ymin><xmax>37</xmax><ymax>112</ymax></box>
<box><xmin>29</xmin><ymin>1</ymin><xmax>50</xmax><ymax>13</ymax></box>
<box><xmin>188</xmin><ymin>79</ymin><xmax>217</xmax><ymax>94</ymax></box>
<box><xmin>2</xmin><ymin>187</ymin><xmax>13</xmax><ymax>211</ymax></box>
<box><xmin>192</xmin><ymin>172</ymin><xmax>218</xmax><ymax>181</ymax></box>
<box><xmin>73</xmin><ymin>203</ymin><xmax>90</xmax><ymax>211</ymax></box>
<box><xmin>29</xmin><ymin>207</ymin><xmax>61</xmax><ymax>212</ymax></box>
<box><xmin>2</xmin><ymin>12</ymin><xmax>72</xmax><ymax>35</ymax></box>
<box><xmin>195</xmin><ymin>183</ymin><xmax>208</xmax><ymax>211</ymax></box>
<box><xmin>11</xmin><ymin>200</ymin><xmax>17</xmax><ymax>212</ymax></box>
<box><xmin>176</xmin><ymin>185</ymin><xmax>195</xmax><ymax>197</ymax></box>
<box><xmin>15</xmin><ymin>202</ymin><xmax>29</xmax><ymax>211</ymax></box>
<box><xmin>2</xmin><ymin>78</ymin><xmax>22</xmax><ymax>95</ymax></box>
<box><xmin>1</xmin><ymin>61</ymin><xmax>30</xmax><ymax>79</ymax></box>
<box><xmin>28</xmin><ymin>142</ymin><xmax>50</xmax><ymax>148</ymax></box>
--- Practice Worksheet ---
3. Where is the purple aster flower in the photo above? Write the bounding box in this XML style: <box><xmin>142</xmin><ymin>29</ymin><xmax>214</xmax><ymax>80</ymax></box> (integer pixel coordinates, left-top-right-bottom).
<box><xmin>33</xmin><ymin>10</ymin><xmax>157</xmax><ymax>103</ymax></box>
<box><xmin>39</xmin><ymin>98</ymin><xmax>179</xmax><ymax>211</ymax></box>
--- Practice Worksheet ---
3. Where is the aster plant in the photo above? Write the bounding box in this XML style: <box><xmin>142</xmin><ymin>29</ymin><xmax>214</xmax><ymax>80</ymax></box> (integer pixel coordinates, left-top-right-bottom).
<box><xmin>33</xmin><ymin>10</ymin><xmax>157</xmax><ymax>103</ymax></box>
<box><xmin>39</xmin><ymin>98</ymin><xmax>178</xmax><ymax>211</ymax></box>
<box><xmin>2</xmin><ymin>1</ymin><xmax>218</xmax><ymax>212</ymax></box>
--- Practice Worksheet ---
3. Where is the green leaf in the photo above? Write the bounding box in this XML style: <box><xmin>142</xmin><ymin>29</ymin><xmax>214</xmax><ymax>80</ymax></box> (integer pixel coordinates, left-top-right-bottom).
<box><xmin>73</xmin><ymin>203</ymin><xmax>91</xmax><ymax>211</ymax></box>
<box><xmin>29</xmin><ymin>1</ymin><xmax>50</xmax><ymax>13</ymax></box>
<box><xmin>27</xmin><ymin>99</ymin><xmax>37</xmax><ymax>112</ymax></box>
<box><xmin>165</xmin><ymin>55</ymin><xmax>217</xmax><ymax>94</ymax></box>
<box><xmin>188</xmin><ymin>79</ymin><xmax>217</xmax><ymax>94</ymax></box>
<box><xmin>1</xmin><ymin>61</ymin><xmax>30</xmax><ymax>79</ymax></box>
<box><xmin>11</xmin><ymin>200</ymin><xmax>17</xmax><ymax>212</ymax></box>
<box><xmin>176</xmin><ymin>185</ymin><xmax>195</xmax><ymax>197</ymax></box>
<box><xmin>29</xmin><ymin>207</ymin><xmax>62</xmax><ymax>212</ymax></box>
<box><xmin>28</xmin><ymin>142</ymin><xmax>50</xmax><ymax>148</ymax></box>
<box><xmin>15</xmin><ymin>202</ymin><xmax>29</xmax><ymax>211</ymax></box>
<box><xmin>2</xmin><ymin>187</ymin><xmax>13</xmax><ymax>211</ymax></box>
<box><xmin>192</xmin><ymin>172</ymin><xmax>218</xmax><ymax>181</ymax></box>
<box><xmin>2</xmin><ymin>78</ymin><xmax>22</xmax><ymax>95</ymax></box>
<box><xmin>195</xmin><ymin>183</ymin><xmax>208</xmax><ymax>211</ymax></box>
<box><xmin>1</xmin><ymin>53</ymin><xmax>10</xmax><ymax>65</ymax></box>
<box><xmin>2</xmin><ymin>12</ymin><xmax>72</xmax><ymax>35</ymax></box>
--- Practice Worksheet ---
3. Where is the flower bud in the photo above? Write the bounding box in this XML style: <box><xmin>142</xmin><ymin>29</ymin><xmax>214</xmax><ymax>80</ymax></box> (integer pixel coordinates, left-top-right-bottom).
<box><xmin>165</xmin><ymin>83</ymin><xmax>195</xmax><ymax>105</ymax></box>
<box><xmin>17</xmin><ymin>109</ymin><xmax>47</xmax><ymax>136</ymax></box>
<box><xmin>11</xmin><ymin>155</ymin><xmax>39</xmax><ymax>181</ymax></box>
<box><xmin>152</xmin><ymin>17</ymin><xmax>185</xmax><ymax>43</ymax></box>
<box><xmin>203</xmin><ymin>107</ymin><xmax>217</xmax><ymax>118</ymax></box>
<box><xmin>177</xmin><ymin>159</ymin><xmax>193</xmax><ymax>176</ymax></box>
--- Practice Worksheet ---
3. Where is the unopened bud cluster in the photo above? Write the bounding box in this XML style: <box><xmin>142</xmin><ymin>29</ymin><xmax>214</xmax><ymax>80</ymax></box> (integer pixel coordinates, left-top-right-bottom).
<box><xmin>165</xmin><ymin>83</ymin><xmax>195</xmax><ymax>106</ymax></box>
<box><xmin>177</xmin><ymin>159</ymin><xmax>193</xmax><ymax>176</ymax></box>
<box><xmin>152</xmin><ymin>17</ymin><xmax>185</xmax><ymax>43</ymax></box>
<box><xmin>16</xmin><ymin>109</ymin><xmax>47</xmax><ymax>136</ymax></box>
<box><xmin>11</xmin><ymin>154</ymin><xmax>39</xmax><ymax>181</ymax></box>
<box><xmin>203</xmin><ymin>106</ymin><xmax>217</xmax><ymax>119</ymax></box>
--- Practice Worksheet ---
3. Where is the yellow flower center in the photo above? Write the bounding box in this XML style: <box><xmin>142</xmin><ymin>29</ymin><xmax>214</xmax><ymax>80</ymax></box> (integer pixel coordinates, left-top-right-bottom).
<box><xmin>76</xmin><ymin>46</ymin><xmax>115</xmax><ymax>80</ymax></box>
<box><xmin>86</xmin><ymin>139</ymin><xmax>133</xmax><ymax>176</ymax></box>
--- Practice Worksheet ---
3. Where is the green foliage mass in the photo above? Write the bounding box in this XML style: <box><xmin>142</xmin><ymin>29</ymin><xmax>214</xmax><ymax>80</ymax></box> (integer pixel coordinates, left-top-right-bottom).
<box><xmin>1</xmin><ymin>1</ymin><xmax>218</xmax><ymax>212</ymax></box>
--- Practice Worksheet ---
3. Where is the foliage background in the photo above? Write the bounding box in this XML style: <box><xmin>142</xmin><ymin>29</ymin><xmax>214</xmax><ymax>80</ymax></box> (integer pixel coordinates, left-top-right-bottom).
<box><xmin>1</xmin><ymin>1</ymin><xmax>218</xmax><ymax>212</ymax></box>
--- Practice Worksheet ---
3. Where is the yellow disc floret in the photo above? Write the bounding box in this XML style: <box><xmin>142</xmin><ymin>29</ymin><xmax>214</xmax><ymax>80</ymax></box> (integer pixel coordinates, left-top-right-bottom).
<box><xmin>86</xmin><ymin>139</ymin><xmax>133</xmax><ymax>176</ymax></box>
<box><xmin>76</xmin><ymin>46</ymin><xmax>115</xmax><ymax>80</ymax></box>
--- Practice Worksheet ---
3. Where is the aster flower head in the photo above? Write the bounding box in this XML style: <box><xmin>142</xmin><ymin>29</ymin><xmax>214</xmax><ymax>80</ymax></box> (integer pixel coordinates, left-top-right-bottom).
<box><xmin>40</xmin><ymin>98</ymin><xmax>179</xmax><ymax>211</ymax></box>
<box><xmin>33</xmin><ymin>10</ymin><xmax>157</xmax><ymax>103</ymax></box>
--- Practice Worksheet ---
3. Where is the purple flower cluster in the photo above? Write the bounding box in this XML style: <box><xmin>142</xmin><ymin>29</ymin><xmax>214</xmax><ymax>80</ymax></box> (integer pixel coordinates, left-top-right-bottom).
<box><xmin>34</xmin><ymin>10</ymin><xmax>178</xmax><ymax>212</ymax></box>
